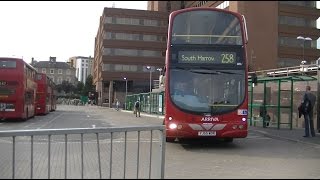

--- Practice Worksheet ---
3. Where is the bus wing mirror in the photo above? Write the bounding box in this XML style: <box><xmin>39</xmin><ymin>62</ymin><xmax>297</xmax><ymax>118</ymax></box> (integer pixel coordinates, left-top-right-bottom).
<box><xmin>242</xmin><ymin>15</ymin><xmax>248</xmax><ymax>44</ymax></box>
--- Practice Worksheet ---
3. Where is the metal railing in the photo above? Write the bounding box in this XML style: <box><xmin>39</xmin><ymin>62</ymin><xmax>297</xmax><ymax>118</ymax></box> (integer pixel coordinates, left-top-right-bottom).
<box><xmin>0</xmin><ymin>126</ymin><xmax>166</xmax><ymax>179</ymax></box>
<box><xmin>248</xmin><ymin>63</ymin><xmax>320</xmax><ymax>77</ymax></box>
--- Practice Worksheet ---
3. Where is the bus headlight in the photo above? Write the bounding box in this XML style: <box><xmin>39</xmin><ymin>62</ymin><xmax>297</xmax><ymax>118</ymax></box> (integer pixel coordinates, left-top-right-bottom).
<box><xmin>242</xmin><ymin>118</ymin><xmax>246</xmax><ymax>122</ymax></box>
<box><xmin>238</xmin><ymin>125</ymin><xmax>244</xmax><ymax>129</ymax></box>
<box><xmin>168</xmin><ymin>117</ymin><xmax>173</xmax><ymax>121</ymax></box>
<box><xmin>169</xmin><ymin>123</ymin><xmax>177</xmax><ymax>129</ymax></box>
<box><xmin>232</xmin><ymin>125</ymin><xmax>237</xmax><ymax>129</ymax></box>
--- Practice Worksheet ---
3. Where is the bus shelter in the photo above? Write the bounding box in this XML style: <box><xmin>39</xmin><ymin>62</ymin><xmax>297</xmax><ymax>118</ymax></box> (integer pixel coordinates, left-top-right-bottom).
<box><xmin>125</xmin><ymin>91</ymin><xmax>165</xmax><ymax>115</ymax></box>
<box><xmin>249</xmin><ymin>75</ymin><xmax>317</xmax><ymax>130</ymax></box>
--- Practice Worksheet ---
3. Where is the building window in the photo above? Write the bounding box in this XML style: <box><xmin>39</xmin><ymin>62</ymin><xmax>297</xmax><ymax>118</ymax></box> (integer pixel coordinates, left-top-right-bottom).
<box><xmin>58</xmin><ymin>77</ymin><xmax>62</xmax><ymax>84</ymax></box>
<box><xmin>42</xmin><ymin>68</ymin><xmax>46</xmax><ymax>73</ymax></box>
<box><xmin>105</xmin><ymin>17</ymin><xmax>112</xmax><ymax>24</ymax></box>
<box><xmin>166</xmin><ymin>1</ymin><xmax>171</xmax><ymax>12</ymax></box>
<box><xmin>104</xmin><ymin>32</ymin><xmax>112</xmax><ymax>39</ymax></box>
<box><xmin>103</xmin><ymin>48</ymin><xmax>163</xmax><ymax>57</ymax></box>
<box><xmin>278</xmin><ymin>36</ymin><xmax>316</xmax><ymax>48</ymax></box>
<box><xmin>216</xmin><ymin>1</ymin><xmax>229</xmax><ymax>9</ymax></box>
<box><xmin>108</xmin><ymin>32</ymin><xmax>163</xmax><ymax>42</ymax></box>
<box><xmin>58</xmin><ymin>69</ymin><xmax>62</xmax><ymax>74</ymax></box>
<box><xmin>279</xmin><ymin>16</ymin><xmax>316</xmax><ymax>28</ymax></box>
<box><xmin>143</xmin><ymin>34</ymin><xmax>158</xmax><ymax>41</ymax></box>
<box><xmin>143</xmin><ymin>19</ymin><xmax>158</xmax><ymax>27</ymax></box>
<box><xmin>103</xmin><ymin>48</ymin><xmax>112</xmax><ymax>55</ymax></box>
<box><xmin>102</xmin><ymin>64</ymin><xmax>111</xmax><ymax>71</ymax></box>
<box><xmin>66</xmin><ymin>77</ymin><xmax>70</xmax><ymax>83</ymax></box>
<box><xmin>115</xmin><ymin>17</ymin><xmax>140</xmax><ymax>25</ymax></box>
<box><xmin>141</xmin><ymin>50</ymin><xmax>162</xmax><ymax>57</ymax></box>
<box><xmin>66</xmin><ymin>69</ymin><xmax>71</xmax><ymax>75</ymax></box>
<box><xmin>114</xmin><ymin>49</ymin><xmax>139</xmax><ymax>56</ymax></box>
<box><xmin>181</xmin><ymin>1</ymin><xmax>185</xmax><ymax>9</ymax></box>
<box><xmin>114</xmin><ymin>64</ymin><xmax>138</xmax><ymax>72</ymax></box>
<box><xmin>50</xmin><ymin>69</ymin><xmax>54</xmax><ymax>74</ymax></box>
<box><xmin>278</xmin><ymin>58</ymin><xmax>303</xmax><ymax>68</ymax></box>
<box><xmin>279</xmin><ymin>1</ymin><xmax>316</xmax><ymax>8</ymax></box>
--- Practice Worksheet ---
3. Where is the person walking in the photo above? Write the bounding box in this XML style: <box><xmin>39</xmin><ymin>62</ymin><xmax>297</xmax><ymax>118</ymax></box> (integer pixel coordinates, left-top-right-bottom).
<box><xmin>134</xmin><ymin>100</ymin><xmax>141</xmax><ymax>117</ymax></box>
<box><xmin>116</xmin><ymin>99</ymin><xmax>120</xmax><ymax>111</ymax></box>
<box><xmin>300</xmin><ymin>85</ymin><xmax>316</xmax><ymax>137</ymax></box>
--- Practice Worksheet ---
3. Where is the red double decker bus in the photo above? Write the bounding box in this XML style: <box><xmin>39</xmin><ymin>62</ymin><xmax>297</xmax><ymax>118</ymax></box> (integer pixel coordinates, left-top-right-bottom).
<box><xmin>35</xmin><ymin>73</ymin><xmax>51</xmax><ymax>115</ymax></box>
<box><xmin>164</xmin><ymin>8</ymin><xmax>249</xmax><ymax>142</ymax></box>
<box><xmin>0</xmin><ymin>57</ymin><xmax>37</xmax><ymax>120</ymax></box>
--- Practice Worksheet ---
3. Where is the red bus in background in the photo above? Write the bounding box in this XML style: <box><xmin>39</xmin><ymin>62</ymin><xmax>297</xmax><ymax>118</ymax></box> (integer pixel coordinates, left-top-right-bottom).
<box><xmin>0</xmin><ymin>57</ymin><xmax>37</xmax><ymax>120</ymax></box>
<box><xmin>35</xmin><ymin>73</ymin><xmax>51</xmax><ymax>115</ymax></box>
<box><xmin>163</xmin><ymin>8</ymin><xmax>249</xmax><ymax>142</ymax></box>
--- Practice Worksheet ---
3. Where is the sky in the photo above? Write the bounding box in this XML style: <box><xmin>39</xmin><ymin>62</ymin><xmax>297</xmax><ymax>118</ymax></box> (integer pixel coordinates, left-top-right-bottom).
<box><xmin>0</xmin><ymin>1</ymin><xmax>147</xmax><ymax>64</ymax></box>
<box><xmin>1</xmin><ymin>1</ymin><xmax>319</xmax><ymax>64</ymax></box>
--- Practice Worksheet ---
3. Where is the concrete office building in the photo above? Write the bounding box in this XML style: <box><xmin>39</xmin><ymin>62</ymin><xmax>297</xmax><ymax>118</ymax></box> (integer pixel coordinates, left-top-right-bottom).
<box><xmin>149</xmin><ymin>1</ymin><xmax>320</xmax><ymax>71</ymax></box>
<box><xmin>93</xmin><ymin>8</ymin><xmax>169</xmax><ymax>106</ymax></box>
<box><xmin>68</xmin><ymin>56</ymin><xmax>93</xmax><ymax>84</ymax></box>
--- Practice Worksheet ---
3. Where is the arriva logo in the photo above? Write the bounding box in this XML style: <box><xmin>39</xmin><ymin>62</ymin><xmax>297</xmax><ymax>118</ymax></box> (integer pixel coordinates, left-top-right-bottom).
<box><xmin>201</xmin><ymin>117</ymin><xmax>219</xmax><ymax>122</ymax></box>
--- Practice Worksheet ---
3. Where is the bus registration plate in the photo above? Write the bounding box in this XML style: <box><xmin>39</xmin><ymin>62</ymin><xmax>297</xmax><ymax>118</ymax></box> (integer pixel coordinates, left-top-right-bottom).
<box><xmin>198</xmin><ymin>131</ymin><xmax>216</xmax><ymax>136</ymax></box>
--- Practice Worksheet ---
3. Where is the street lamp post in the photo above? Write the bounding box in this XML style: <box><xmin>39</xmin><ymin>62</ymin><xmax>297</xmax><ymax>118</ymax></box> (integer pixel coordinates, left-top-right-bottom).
<box><xmin>157</xmin><ymin>68</ymin><xmax>163</xmax><ymax>88</ymax></box>
<box><xmin>317</xmin><ymin>58</ymin><xmax>320</xmax><ymax>133</ymax></box>
<box><xmin>123</xmin><ymin>77</ymin><xmax>127</xmax><ymax>110</ymax></box>
<box><xmin>146</xmin><ymin>66</ymin><xmax>152</xmax><ymax>113</ymax></box>
<box><xmin>146</xmin><ymin>66</ymin><xmax>152</xmax><ymax>93</ymax></box>
<box><xmin>297</xmin><ymin>36</ymin><xmax>312</xmax><ymax>63</ymax></box>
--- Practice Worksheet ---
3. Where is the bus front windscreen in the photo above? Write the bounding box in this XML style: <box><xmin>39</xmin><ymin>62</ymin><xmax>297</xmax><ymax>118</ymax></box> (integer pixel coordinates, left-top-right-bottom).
<box><xmin>169</xmin><ymin>68</ymin><xmax>245</xmax><ymax>115</ymax></box>
<box><xmin>171</xmin><ymin>10</ymin><xmax>243</xmax><ymax>45</ymax></box>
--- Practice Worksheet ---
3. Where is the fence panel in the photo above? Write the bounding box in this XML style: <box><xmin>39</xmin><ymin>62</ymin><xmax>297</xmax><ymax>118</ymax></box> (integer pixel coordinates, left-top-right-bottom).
<box><xmin>0</xmin><ymin>126</ymin><xmax>166</xmax><ymax>179</ymax></box>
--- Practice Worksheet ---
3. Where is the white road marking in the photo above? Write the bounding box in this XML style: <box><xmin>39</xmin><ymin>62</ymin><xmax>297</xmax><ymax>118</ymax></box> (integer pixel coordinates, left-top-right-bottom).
<box><xmin>37</xmin><ymin>113</ymin><xmax>64</xmax><ymax>129</ymax></box>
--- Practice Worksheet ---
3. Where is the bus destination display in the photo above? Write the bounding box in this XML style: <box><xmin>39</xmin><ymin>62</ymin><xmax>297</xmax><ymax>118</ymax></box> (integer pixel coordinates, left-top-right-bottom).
<box><xmin>178</xmin><ymin>51</ymin><xmax>236</xmax><ymax>64</ymax></box>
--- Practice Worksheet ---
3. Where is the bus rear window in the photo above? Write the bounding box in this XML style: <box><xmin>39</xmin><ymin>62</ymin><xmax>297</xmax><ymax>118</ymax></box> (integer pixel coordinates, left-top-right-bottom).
<box><xmin>0</xmin><ymin>61</ymin><xmax>16</xmax><ymax>68</ymax></box>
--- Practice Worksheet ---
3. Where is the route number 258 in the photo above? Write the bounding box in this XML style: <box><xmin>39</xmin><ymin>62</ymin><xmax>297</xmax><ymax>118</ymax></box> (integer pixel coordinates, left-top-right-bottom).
<box><xmin>221</xmin><ymin>54</ymin><xmax>235</xmax><ymax>64</ymax></box>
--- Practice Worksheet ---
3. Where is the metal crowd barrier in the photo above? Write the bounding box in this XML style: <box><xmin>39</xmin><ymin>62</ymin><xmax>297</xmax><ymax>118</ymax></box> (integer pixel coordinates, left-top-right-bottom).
<box><xmin>0</xmin><ymin>126</ymin><xmax>166</xmax><ymax>179</ymax></box>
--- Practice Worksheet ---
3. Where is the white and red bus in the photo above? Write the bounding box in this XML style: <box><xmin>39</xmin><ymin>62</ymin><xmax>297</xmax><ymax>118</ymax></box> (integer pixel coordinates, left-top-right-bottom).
<box><xmin>35</xmin><ymin>73</ymin><xmax>51</xmax><ymax>115</ymax></box>
<box><xmin>163</xmin><ymin>8</ymin><xmax>249</xmax><ymax>142</ymax></box>
<box><xmin>0</xmin><ymin>57</ymin><xmax>37</xmax><ymax>120</ymax></box>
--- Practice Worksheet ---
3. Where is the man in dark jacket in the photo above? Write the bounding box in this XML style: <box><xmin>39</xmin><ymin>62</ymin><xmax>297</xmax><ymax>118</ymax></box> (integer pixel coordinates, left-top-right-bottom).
<box><xmin>134</xmin><ymin>100</ymin><xmax>140</xmax><ymax>117</ymax></box>
<box><xmin>301</xmin><ymin>85</ymin><xmax>316</xmax><ymax>137</ymax></box>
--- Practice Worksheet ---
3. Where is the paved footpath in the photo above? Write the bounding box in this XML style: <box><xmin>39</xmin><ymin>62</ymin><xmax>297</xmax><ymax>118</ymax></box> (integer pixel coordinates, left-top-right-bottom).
<box><xmin>249</xmin><ymin>126</ymin><xmax>320</xmax><ymax>148</ymax></box>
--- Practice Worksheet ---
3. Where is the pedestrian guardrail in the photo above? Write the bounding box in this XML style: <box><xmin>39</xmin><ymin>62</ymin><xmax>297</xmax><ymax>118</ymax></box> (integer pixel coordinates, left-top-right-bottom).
<box><xmin>0</xmin><ymin>126</ymin><xmax>166</xmax><ymax>179</ymax></box>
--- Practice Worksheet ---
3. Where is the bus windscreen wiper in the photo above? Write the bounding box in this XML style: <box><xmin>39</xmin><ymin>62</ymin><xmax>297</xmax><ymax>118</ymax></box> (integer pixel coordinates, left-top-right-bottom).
<box><xmin>216</xmin><ymin>70</ymin><xmax>242</xmax><ymax>75</ymax></box>
<box><xmin>189</xmin><ymin>70</ymin><xmax>219</xmax><ymax>75</ymax></box>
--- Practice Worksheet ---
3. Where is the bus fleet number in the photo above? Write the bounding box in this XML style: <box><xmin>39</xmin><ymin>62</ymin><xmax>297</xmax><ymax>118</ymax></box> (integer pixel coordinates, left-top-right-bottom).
<box><xmin>221</xmin><ymin>54</ymin><xmax>235</xmax><ymax>64</ymax></box>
